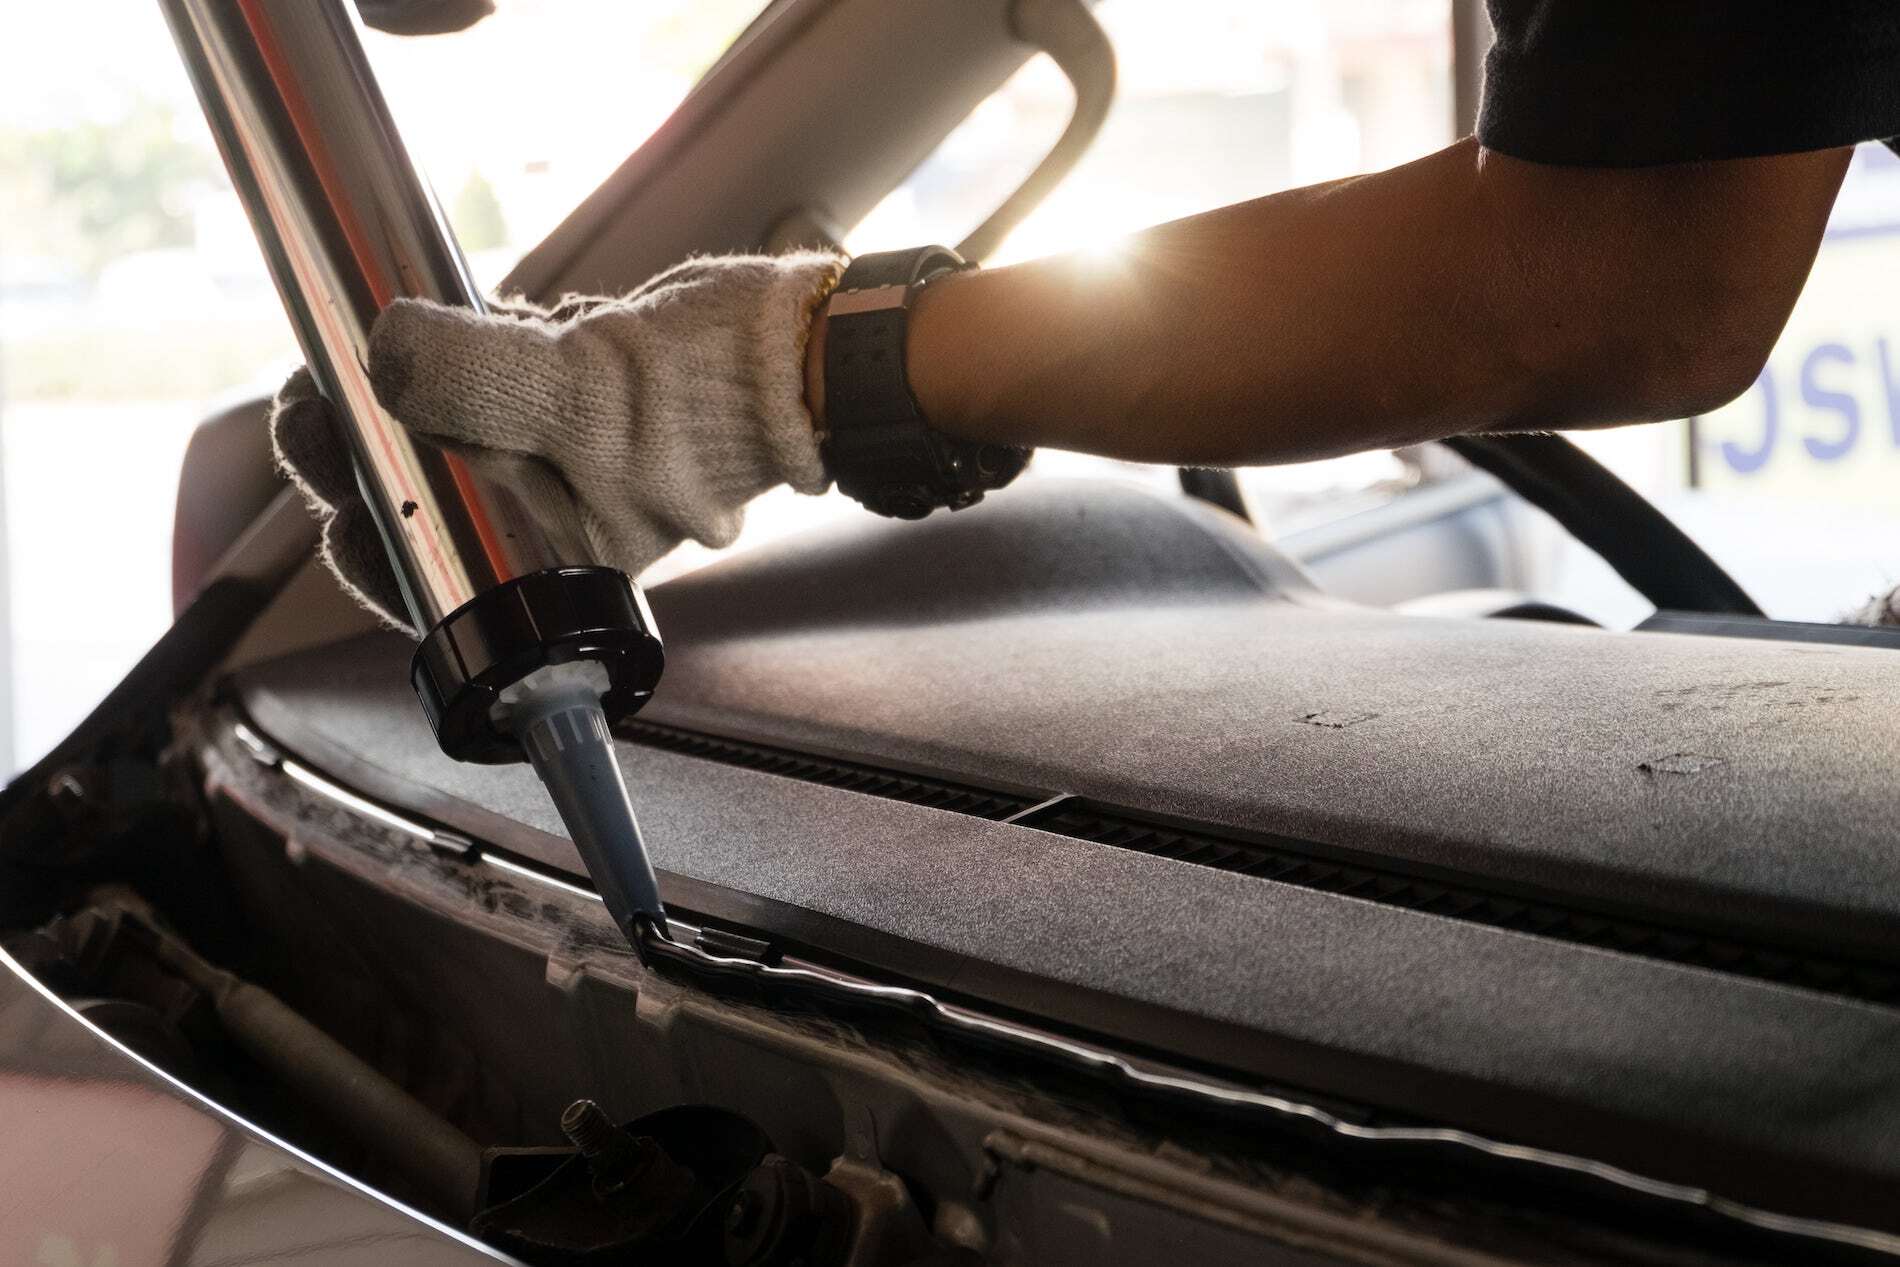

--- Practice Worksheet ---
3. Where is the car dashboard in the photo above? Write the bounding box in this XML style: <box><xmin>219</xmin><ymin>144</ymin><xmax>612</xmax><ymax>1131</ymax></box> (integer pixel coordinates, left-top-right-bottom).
<box><xmin>223</xmin><ymin>479</ymin><xmax>1900</xmax><ymax>1244</ymax></box>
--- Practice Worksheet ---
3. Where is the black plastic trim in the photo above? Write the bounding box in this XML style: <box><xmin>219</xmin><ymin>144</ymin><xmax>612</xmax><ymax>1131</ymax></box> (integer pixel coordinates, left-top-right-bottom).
<box><xmin>413</xmin><ymin>566</ymin><xmax>664</xmax><ymax>763</ymax></box>
<box><xmin>1444</xmin><ymin>433</ymin><xmax>1761</xmax><ymax>617</ymax></box>
<box><xmin>619</xmin><ymin>721</ymin><xmax>1033</xmax><ymax>820</ymax></box>
<box><xmin>1177</xmin><ymin>468</ymin><xmax>1251</xmax><ymax>522</ymax></box>
<box><xmin>1638</xmin><ymin>611</ymin><xmax>1900</xmax><ymax>649</ymax></box>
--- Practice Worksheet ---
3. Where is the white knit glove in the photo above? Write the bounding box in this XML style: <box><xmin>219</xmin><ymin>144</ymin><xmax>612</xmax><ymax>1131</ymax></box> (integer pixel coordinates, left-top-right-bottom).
<box><xmin>1846</xmin><ymin>585</ymin><xmax>1900</xmax><ymax>627</ymax></box>
<box><xmin>270</xmin><ymin>250</ymin><xmax>845</xmax><ymax>628</ymax></box>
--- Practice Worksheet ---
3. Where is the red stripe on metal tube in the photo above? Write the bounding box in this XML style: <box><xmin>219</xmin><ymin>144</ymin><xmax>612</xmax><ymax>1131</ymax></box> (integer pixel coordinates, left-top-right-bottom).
<box><xmin>160</xmin><ymin>0</ymin><xmax>597</xmax><ymax>630</ymax></box>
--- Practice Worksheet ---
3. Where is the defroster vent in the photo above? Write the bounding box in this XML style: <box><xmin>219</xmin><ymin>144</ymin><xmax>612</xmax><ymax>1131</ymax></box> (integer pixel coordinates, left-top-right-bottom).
<box><xmin>619</xmin><ymin>720</ymin><xmax>1900</xmax><ymax>1006</ymax></box>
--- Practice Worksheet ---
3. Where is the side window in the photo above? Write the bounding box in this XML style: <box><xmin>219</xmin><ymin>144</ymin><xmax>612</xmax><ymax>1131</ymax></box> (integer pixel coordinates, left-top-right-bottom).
<box><xmin>849</xmin><ymin>2</ymin><xmax>1453</xmax><ymax>262</ymax></box>
<box><xmin>1531</xmin><ymin>144</ymin><xmax>1900</xmax><ymax>627</ymax></box>
<box><xmin>842</xmin><ymin>6</ymin><xmax>1900</xmax><ymax>628</ymax></box>
<box><xmin>842</xmin><ymin>0</ymin><xmax>1456</xmax><ymax>538</ymax></box>
<box><xmin>1607</xmin><ymin>143</ymin><xmax>1900</xmax><ymax>623</ymax></box>
<box><xmin>0</xmin><ymin>3</ymin><xmax>767</xmax><ymax>773</ymax></box>
<box><xmin>657</xmin><ymin>4</ymin><xmax>1456</xmax><ymax>591</ymax></box>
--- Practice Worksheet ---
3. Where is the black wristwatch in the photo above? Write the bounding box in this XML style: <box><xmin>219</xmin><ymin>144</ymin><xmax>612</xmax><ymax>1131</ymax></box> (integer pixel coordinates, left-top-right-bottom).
<box><xmin>819</xmin><ymin>245</ymin><xmax>1031</xmax><ymax>520</ymax></box>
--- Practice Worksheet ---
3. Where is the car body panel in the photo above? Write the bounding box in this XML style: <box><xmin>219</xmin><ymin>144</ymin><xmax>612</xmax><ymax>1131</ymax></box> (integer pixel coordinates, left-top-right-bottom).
<box><xmin>0</xmin><ymin>948</ymin><xmax>509</xmax><ymax>1264</ymax></box>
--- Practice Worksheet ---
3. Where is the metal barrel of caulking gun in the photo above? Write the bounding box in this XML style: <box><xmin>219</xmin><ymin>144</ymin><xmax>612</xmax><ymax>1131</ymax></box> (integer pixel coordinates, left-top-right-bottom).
<box><xmin>161</xmin><ymin>0</ymin><xmax>668</xmax><ymax>950</ymax></box>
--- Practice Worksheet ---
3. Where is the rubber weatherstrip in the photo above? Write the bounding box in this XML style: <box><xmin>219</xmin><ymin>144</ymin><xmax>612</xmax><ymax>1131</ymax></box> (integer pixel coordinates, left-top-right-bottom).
<box><xmin>243</xmin><ymin>729</ymin><xmax>1900</xmax><ymax>1264</ymax></box>
<box><xmin>631</xmin><ymin>926</ymin><xmax>1900</xmax><ymax>1262</ymax></box>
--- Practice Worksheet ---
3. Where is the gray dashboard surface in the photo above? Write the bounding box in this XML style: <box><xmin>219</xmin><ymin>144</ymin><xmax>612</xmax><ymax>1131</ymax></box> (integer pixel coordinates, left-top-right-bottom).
<box><xmin>643</xmin><ymin>481</ymin><xmax>1900</xmax><ymax>959</ymax></box>
<box><xmin>234</xmin><ymin>480</ymin><xmax>1900</xmax><ymax>1230</ymax></box>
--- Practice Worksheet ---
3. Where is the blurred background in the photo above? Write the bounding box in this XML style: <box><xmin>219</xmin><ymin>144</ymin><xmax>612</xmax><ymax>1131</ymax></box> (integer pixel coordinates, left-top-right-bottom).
<box><xmin>2</xmin><ymin>0</ymin><xmax>1897</xmax><ymax>773</ymax></box>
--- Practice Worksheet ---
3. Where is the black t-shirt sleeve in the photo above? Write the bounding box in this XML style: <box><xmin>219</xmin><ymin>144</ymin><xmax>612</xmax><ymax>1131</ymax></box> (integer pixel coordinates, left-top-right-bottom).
<box><xmin>1478</xmin><ymin>0</ymin><xmax>1900</xmax><ymax>165</ymax></box>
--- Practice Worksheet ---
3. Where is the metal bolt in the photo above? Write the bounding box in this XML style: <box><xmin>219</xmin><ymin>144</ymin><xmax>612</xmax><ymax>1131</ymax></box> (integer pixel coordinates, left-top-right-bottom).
<box><xmin>726</xmin><ymin>1188</ymin><xmax>762</xmax><ymax>1237</ymax></box>
<box><xmin>47</xmin><ymin>770</ymin><xmax>87</xmax><ymax>806</ymax></box>
<box><xmin>560</xmin><ymin>1098</ymin><xmax>617</xmax><ymax>1158</ymax></box>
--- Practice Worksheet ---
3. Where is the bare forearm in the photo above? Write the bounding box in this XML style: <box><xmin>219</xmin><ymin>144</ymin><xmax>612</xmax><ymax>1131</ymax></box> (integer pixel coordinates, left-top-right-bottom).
<box><xmin>823</xmin><ymin>138</ymin><xmax>1847</xmax><ymax>467</ymax></box>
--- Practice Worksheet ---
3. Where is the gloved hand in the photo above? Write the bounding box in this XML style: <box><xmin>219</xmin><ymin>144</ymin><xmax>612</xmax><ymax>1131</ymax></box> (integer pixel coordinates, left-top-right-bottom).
<box><xmin>1847</xmin><ymin>586</ymin><xmax>1900</xmax><ymax>627</ymax></box>
<box><xmin>270</xmin><ymin>250</ymin><xmax>845</xmax><ymax>630</ymax></box>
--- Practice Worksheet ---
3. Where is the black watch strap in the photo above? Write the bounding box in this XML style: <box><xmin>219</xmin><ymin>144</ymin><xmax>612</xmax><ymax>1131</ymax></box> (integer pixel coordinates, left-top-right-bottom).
<box><xmin>820</xmin><ymin>246</ymin><xmax>1031</xmax><ymax>520</ymax></box>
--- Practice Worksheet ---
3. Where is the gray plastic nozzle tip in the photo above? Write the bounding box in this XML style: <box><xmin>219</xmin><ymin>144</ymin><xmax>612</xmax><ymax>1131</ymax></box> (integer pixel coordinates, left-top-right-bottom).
<box><xmin>510</xmin><ymin>679</ymin><xmax>664</xmax><ymax>958</ymax></box>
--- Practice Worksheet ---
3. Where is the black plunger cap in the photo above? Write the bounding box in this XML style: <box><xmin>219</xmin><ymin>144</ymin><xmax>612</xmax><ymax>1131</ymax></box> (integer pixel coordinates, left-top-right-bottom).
<box><xmin>411</xmin><ymin>566</ymin><xmax>664</xmax><ymax>764</ymax></box>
